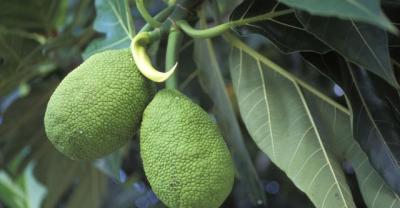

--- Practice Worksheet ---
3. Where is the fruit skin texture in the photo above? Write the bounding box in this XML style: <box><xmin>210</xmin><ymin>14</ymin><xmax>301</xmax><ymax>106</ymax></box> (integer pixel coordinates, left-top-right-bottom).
<box><xmin>44</xmin><ymin>49</ymin><xmax>155</xmax><ymax>160</ymax></box>
<box><xmin>140</xmin><ymin>89</ymin><xmax>234</xmax><ymax>208</ymax></box>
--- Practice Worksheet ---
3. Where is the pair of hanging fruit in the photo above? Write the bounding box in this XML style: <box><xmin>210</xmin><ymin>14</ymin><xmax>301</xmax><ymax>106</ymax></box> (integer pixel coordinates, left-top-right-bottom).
<box><xmin>44</xmin><ymin>48</ymin><xmax>234</xmax><ymax>207</ymax></box>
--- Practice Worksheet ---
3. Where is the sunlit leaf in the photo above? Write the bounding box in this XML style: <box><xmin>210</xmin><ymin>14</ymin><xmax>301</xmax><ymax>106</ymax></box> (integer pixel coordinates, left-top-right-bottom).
<box><xmin>229</xmin><ymin>36</ymin><xmax>355</xmax><ymax>208</ymax></box>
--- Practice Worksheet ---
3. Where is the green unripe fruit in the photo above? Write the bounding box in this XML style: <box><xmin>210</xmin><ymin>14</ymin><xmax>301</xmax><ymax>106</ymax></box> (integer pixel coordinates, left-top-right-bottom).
<box><xmin>140</xmin><ymin>89</ymin><xmax>234</xmax><ymax>208</ymax></box>
<box><xmin>44</xmin><ymin>49</ymin><xmax>155</xmax><ymax>160</ymax></box>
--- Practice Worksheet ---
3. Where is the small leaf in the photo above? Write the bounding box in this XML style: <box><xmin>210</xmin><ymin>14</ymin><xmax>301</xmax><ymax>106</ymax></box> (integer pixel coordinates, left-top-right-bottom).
<box><xmin>297</xmin><ymin>12</ymin><xmax>399</xmax><ymax>88</ymax></box>
<box><xmin>279</xmin><ymin>0</ymin><xmax>396</xmax><ymax>32</ymax></box>
<box><xmin>229</xmin><ymin>39</ymin><xmax>356</xmax><ymax>208</ymax></box>
<box><xmin>82</xmin><ymin>0</ymin><xmax>135</xmax><ymax>59</ymax></box>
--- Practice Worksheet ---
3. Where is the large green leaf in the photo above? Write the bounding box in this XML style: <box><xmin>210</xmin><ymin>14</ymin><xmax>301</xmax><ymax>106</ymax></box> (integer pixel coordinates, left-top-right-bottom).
<box><xmin>303</xmin><ymin>89</ymin><xmax>400</xmax><ymax>208</ymax></box>
<box><xmin>83</xmin><ymin>0</ymin><xmax>135</xmax><ymax>59</ymax></box>
<box><xmin>279</xmin><ymin>0</ymin><xmax>396</xmax><ymax>32</ymax></box>
<box><xmin>228</xmin><ymin>36</ymin><xmax>355</xmax><ymax>208</ymax></box>
<box><xmin>296</xmin><ymin>12</ymin><xmax>398</xmax><ymax>88</ymax></box>
<box><xmin>193</xmin><ymin>29</ymin><xmax>266</xmax><ymax>206</ymax></box>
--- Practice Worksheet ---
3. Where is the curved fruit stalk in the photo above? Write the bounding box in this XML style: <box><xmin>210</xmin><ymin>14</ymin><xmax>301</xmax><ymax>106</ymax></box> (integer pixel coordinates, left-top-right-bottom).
<box><xmin>131</xmin><ymin>32</ymin><xmax>177</xmax><ymax>82</ymax></box>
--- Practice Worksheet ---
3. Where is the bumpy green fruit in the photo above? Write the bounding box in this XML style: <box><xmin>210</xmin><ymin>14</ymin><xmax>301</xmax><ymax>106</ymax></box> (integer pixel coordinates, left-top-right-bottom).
<box><xmin>140</xmin><ymin>89</ymin><xmax>234</xmax><ymax>208</ymax></box>
<box><xmin>44</xmin><ymin>49</ymin><xmax>155</xmax><ymax>160</ymax></box>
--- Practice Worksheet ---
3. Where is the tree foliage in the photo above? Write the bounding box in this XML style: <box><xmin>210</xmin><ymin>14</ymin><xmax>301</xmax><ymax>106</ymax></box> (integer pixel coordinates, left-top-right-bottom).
<box><xmin>1</xmin><ymin>0</ymin><xmax>400</xmax><ymax>207</ymax></box>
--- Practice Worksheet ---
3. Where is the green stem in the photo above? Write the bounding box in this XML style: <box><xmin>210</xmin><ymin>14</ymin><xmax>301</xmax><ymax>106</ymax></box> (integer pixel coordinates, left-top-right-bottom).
<box><xmin>131</xmin><ymin>0</ymin><xmax>202</xmax><ymax>83</ymax></box>
<box><xmin>177</xmin><ymin>20</ymin><xmax>231</xmax><ymax>39</ymax></box>
<box><xmin>139</xmin><ymin>6</ymin><xmax>174</xmax><ymax>33</ymax></box>
<box><xmin>139</xmin><ymin>0</ymin><xmax>205</xmax><ymax>38</ymax></box>
<box><xmin>166</xmin><ymin>27</ymin><xmax>183</xmax><ymax>89</ymax></box>
<box><xmin>231</xmin><ymin>9</ymin><xmax>293</xmax><ymax>26</ymax></box>
<box><xmin>131</xmin><ymin>30</ymin><xmax>178</xmax><ymax>83</ymax></box>
<box><xmin>177</xmin><ymin>9</ymin><xmax>294</xmax><ymax>39</ymax></box>
<box><xmin>223</xmin><ymin>32</ymin><xmax>350</xmax><ymax>115</ymax></box>
<box><xmin>136</xmin><ymin>0</ymin><xmax>162</xmax><ymax>28</ymax></box>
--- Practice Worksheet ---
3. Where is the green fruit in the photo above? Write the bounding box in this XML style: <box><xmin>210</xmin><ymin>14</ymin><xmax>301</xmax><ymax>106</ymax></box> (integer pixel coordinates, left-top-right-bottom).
<box><xmin>140</xmin><ymin>89</ymin><xmax>234</xmax><ymax>208</ymax></box>
<box><xmin>44</xmin><ymin>49</ymin><xmax>155</xmax><ymax>160</ymax></box>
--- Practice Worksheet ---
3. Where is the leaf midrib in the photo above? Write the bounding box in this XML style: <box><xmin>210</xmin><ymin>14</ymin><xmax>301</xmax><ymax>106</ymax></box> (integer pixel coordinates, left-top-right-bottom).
<box><xmin>293</xmin><ymin>82</ymin><xmax>351</xmax><ymax>208</ymax></box>
<box><xmin>235</xmin><ymin>45</ymin><xmax>352</xmax><ymax>207</ymax></box>
<box><xmin>255</xmin><ymin>59</ymin><xmax>276</xmax><ymax>160</ymax></box>
<box><xmin>107</xmin><ymin>0</ymin><xmax>131</xmax><ymax>38</ymax></box>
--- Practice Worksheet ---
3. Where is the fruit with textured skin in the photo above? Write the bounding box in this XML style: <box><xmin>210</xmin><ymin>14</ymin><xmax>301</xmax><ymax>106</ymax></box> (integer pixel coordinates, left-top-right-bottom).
<box><xmin>140</xmin><ymin>89</ymin><xmax>234</xmax><ymax>208</ymax></box>
<box><xmin>44</xmin><ymin>49</ymin><xmax>155</xmax><ymax>160</ymax></box>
